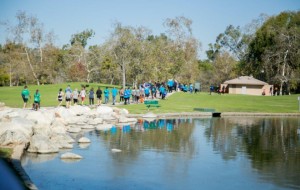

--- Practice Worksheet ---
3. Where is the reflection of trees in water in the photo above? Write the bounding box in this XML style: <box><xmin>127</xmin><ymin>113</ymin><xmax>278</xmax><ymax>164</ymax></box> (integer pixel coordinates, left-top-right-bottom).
<box><xmin>205</xmin><ymin>117</ymin><xmax>300</xmax><ymax>188</ymax></box>
<box><xmin>96</xmin><ymin>118</ymin><xmax>196</xmax><ymax>162</ymax></box>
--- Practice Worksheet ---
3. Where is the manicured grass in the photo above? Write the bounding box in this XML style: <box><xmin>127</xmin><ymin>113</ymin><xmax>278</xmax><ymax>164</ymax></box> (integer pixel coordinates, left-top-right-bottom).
<box><xmin>118</xmin><ymin>92</ymin><xmax>300</xmax><ymax>114</ymax></box>
<box><xmin>0</xmin><ymin>83</ymin><xmax>299</xmax><ymax>113</ymax></box>
<box><xmin>0</xmin><ymin>82</ymin><xmax>120</xmax><ymax>108</ymax></box>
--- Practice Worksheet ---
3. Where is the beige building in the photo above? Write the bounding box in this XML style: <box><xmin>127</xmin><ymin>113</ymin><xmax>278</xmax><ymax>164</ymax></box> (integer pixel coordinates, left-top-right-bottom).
<box><xmin>221</xmin><ymin>76</ymin><xmax>273</xmax><ymax>96</ymax></box>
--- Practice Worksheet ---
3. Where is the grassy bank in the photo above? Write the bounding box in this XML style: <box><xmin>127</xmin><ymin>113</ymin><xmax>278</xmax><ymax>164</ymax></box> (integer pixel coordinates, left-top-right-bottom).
<box><xmin>0</xmin><ymin>83</ymin><xmax>299</xmax><ymax>113</ymax></box>
<box><xmin>0</xmin><ymin>82</ymin><xmax>120</xmax><ymax>108</ymax></box>
<box><xmin>118</xmin><ymin>92</ymin><xmax>300</xmax><ymax>114</ymax></box>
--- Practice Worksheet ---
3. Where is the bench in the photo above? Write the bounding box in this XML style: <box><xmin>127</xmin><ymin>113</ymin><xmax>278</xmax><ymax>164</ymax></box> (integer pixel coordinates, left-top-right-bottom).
<box><xmin>144</xmin><ymin>100</ymin><xmax>160</xmax><ymax>110</ymax></box>
<box><xmin>193</xmin><ymin>108</ymin><xmax>221</xmax><ymax>117</ymax></box>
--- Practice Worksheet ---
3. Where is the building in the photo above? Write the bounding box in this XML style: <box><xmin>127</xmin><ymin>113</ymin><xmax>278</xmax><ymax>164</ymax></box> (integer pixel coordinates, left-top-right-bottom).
<box><xmin>221</xmin><ymin>76</ymin><xmax>273</xmax><ymax>96</ymax></box>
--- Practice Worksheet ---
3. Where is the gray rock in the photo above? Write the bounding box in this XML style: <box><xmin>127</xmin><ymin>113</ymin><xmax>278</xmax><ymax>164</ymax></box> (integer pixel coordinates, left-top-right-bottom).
<box><xmin>97</xmin><ymin>106</ymin><xmax>113</xmax><ymax>114</ymax></box>
<box><xmin>87</xmin><ymin>118</ymin><xmax>103</xmax><ymax>125</ymax></box>
<box><xmin>96</xmin><ymin>124</ymin><xmax>113</xmax><ymax>131</ymax></box>
<box><xmin>80</xmin><ymin>125</ymin><xmax>95</xmax><ymax>129</ymax></box>
<box><xmin>67</xmin><ymin>127</ymin><xmax>81</xmax><ymax>133</ymax></box>
<box><xmin>60</xmin><ymin>152</ymin><xmax>82</xmax><ymax>159</ymax></box>
<box><xmin>27</xmin><ymin>134</ymin><xmax>59</xmax><ymax>154</ymax></box>
<box><xmin>78</xmin><ymin>137</ymin><xmax>91</xmax><ymax>143</ymax></box>
<box><xmin>119</xmin><ymin>116</ymin><xmax>137</xmax><ymax>123</ymax></box>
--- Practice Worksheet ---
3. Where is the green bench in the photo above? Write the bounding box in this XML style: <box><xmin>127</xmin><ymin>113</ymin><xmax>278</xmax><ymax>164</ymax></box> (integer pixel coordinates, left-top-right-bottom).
<box><xmin>144</xmin><ymin>100</ymin><xmax>160</xmax><ymax>110</ymax></box>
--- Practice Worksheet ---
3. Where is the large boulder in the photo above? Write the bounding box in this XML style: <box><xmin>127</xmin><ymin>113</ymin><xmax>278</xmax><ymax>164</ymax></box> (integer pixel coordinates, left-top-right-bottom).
<box><xmin>69</xmin><ymin>105</ymin><xmax>91</xmax><ymax>116</ymax></box>
<box><xmin>50</xmin><ymin>118</ymin><xmax>67</xmax><ymax>134</ymax></box>
<box><xmin>67</xmin><ymin>126</ymin><xmax>81</xmax><ymax>133</ymax></box>
<box><xmin>32</xmin><ymin>124</ymin><xmax>52</xmax><ymax>136</ymax></box>
<box><xmin>25</xmin><ymin>110</ymin><xmax>54</xmax><ymax>125</ymax></box>
<box><xmin>87</xmin><ymin>118</ymin><xmax>103</xmax><ymax>125</ymax></box>
<box><xmin>50</xmin><ymin>134</ymin><xmax>74</xmax><ymax>149</ymax></box>
<box><xmin>65</xmin><ymin>116</ymin><xmax>88</xmax><ymax>126</ymax></box>
<box><xmin>54</xmin><ymin>107</ymin><xmax>74</xmax><ymax>118</ymax></box>
<box><xmin>27</xmin><ymin>134</ymin><xmax>59</xmax><ymax>154</ymax></box>
<box><xmin>0</xmin><ymin>117</ymin><xmax>35</xmax><ymax>145</ymax></box>
<box><xmin>96</xmin><ymin>106</ymin><xmax>113</xmax><ymax>115</ymax></box>
<box><xmin>96</xmin><ymin>124</ymin><xmax>113</xmax><ymax>131</ymax></box>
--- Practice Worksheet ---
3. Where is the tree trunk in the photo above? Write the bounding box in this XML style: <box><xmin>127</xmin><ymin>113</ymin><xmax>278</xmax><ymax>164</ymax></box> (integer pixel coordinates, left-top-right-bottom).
<box><xmin>9</xmin><ymin>63</ymin><xmax>12</xmax><ymax>87</ymax></box>
<box><xmin>24</xmin><ymin>47</ymin><xmax>40</xmax><ymax>85</ymax></box>
<box><xmin>280</xmin><ymin>50</ymin><xmax>288</xmax><ymax>95</ymax></box>
<box><xmin>122</xmin><ymin>62</ymin><xmax>126</xmax><ymax>89</ymax></box>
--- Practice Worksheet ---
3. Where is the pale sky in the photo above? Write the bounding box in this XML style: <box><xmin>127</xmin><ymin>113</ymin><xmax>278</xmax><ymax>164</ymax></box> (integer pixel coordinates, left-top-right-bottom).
<box><xmin>0</xmin><ymin>0</ymin><xmax>299</xmax><ymax>59</ymax></box>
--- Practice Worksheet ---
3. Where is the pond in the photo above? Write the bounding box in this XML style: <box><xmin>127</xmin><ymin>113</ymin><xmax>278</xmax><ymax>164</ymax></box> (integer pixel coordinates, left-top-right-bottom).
<box><xmin>21</xmin><ymin>117</ymin><xmax>300</xmax><ymax>190</ymax></box>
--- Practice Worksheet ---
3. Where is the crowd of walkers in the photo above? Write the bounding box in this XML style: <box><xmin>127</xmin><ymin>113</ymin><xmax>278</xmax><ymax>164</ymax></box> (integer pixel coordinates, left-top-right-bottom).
<box><xmin>21</xmin><ymin>79</ymin><xmax>197</xmax><ymax>109</ymax></box>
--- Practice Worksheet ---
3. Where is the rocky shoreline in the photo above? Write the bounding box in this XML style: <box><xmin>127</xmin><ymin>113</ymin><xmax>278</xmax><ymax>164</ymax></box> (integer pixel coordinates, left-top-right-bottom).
<box><xmin>0</xmin><ymin>104</ymin><xmax>138</xmax><ymax>189</ymax></box>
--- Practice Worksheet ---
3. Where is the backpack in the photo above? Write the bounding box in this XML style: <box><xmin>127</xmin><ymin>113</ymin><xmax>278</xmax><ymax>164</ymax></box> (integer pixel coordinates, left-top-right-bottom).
<box><xmin>66</xmin><ymin>91</ymin><xmax>72</xmax><ymax>99</ymax></box>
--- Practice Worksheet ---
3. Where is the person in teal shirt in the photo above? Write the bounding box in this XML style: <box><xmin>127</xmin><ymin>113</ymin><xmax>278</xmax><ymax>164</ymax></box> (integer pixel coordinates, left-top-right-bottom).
<box><xmin>111</xmin><ymin>87</ymin><xmax>118</xmax><ymax>105</ymax></box>
<box><xmin>21</xmin><ymin>85</ymin><xmax>30</xmax><ymax>109</ymax></box>
<box><xmin>33</xmin><ymin>89</ymin><xmax>41</xmax><ymax>110</ymax></box>
<box><xmin>104</xmin><ymin>87</ymin><xmax>110</xmax><ymax>104</ymax></box>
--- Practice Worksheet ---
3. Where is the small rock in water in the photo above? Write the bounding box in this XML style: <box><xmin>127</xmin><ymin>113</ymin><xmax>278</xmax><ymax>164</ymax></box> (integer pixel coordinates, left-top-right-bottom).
<box><xmin>111</xmin><ymin>149</ymin><xmax>122</xmax><ymax>153</ymax></box>
<box><xmin>78</xmin><ymin>137</ymin><xmax>91</xmax><ymax>143</ymax></box>
<box><xmin>60</xmin><ymin>152</ymin><xmax>82</xmax><ymax>159</ymax></box>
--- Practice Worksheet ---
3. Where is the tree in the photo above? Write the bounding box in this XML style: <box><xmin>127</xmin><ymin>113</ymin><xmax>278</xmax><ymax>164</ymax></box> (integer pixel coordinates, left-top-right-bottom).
<box><xmin>106</xmin><ymin>23</ymin><xmax>136</xmax><ymax>88</ymax></box>
<box><xmin>67</xmin><ymin>29</ymin><xmax>100</xmax><ymax>83</ymax></box>
<box><xmin>245</xmin><ymin>11</ymin><xmax>300</xmax><ymax>94</ymax></box>
<box><xmin>164</xmin><ymin>16</ymin><xmax>200</xmax><ymax>82</ymax></box>
<box><xmin>70</xmin><ymin>29</ymin><xmax>95</xmax><ymax>48</ymax></box>
<box><xmin>4</xmin><ymin>11</ymin><xmax>56</xmax><ymax>85</ymax></box>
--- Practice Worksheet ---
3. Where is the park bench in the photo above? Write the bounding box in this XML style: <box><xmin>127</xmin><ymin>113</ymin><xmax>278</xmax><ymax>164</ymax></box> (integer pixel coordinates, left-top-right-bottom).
<box><xmin>193</xmin><ymin>108</ymin><xmax>221</xmax><ymax>117</ymax></box>
<box><xmin>144</xmin><ymin>100</ymin><xmax>160</xmax><ymax>110</ymax></box>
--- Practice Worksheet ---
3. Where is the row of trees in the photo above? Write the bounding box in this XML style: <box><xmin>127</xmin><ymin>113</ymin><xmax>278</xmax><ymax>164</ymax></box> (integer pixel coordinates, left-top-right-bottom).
<box><xmin>0</xmin><ymin>11</ymin><xmax>299</xmax><ymax>93</ymax></box>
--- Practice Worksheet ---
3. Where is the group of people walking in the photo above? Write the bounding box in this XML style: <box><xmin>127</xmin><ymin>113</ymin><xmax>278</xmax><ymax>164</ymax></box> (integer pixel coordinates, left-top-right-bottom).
<box><xmin>21</xmin><ymin>80</ymin><xmax>179</xmax><ymax>109</ymax></box>
<box><xmin>21</xmin><ymin>86</ymin><xmax>167</xmax><ymax>110</ymax></box>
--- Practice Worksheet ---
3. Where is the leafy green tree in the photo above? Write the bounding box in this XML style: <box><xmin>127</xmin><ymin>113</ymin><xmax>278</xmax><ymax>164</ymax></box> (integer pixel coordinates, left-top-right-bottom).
<box><xmin>70</xmin><ymin>29</ymin><xmax>95</xmax><ymax>48</ymax></box>
<box><xmin>245</xmin><ymin>11</ymin><xmax>300</xmax><ymax>94</ymax></box>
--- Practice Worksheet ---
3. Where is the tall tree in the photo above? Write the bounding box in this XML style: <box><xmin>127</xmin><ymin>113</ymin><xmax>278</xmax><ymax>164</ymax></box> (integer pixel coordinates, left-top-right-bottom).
<box><xmin>245</xmin><ymin>11</ymin><xmax>300</xmax><ymax>94</ymax></box>
<box><xmin>106</xmin><ymin>23</ymin><xmax>135</xmax><ymax>88</ymax></box>
<box><xmin>4</xmin><ymin>11</ymin><xmax>55</xmax><ymax>85</ymax></box>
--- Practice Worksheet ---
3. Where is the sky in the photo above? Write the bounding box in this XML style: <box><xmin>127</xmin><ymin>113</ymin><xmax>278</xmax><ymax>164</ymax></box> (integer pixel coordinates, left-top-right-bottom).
<box><xmin>0</xmin><ymin>0</ymin><xmax>299</xmax><ymax>59</ymax></box>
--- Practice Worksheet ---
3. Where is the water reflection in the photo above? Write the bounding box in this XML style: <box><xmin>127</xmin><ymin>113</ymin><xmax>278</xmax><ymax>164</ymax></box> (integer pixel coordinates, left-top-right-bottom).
<box><xmin>21</xmin><ymin>117</ymin><xmax>300</xmax><ymax>190</ymax></box>
<box><xmin>95</xmin><ymin>118</ymin><xmax>196</xmax><ymax>161</ymax></box>
<box><xmin>205</xmin><ymin>117</ymin><xmax>300</xmax><ymax>189</ymax></box>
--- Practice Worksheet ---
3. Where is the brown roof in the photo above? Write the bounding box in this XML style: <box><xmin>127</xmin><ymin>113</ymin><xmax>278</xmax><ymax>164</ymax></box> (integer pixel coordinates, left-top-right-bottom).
<box><xmin>224</xmin><ymin>76</ymin><xmax>268</xmax><ymax>85</ymax></box>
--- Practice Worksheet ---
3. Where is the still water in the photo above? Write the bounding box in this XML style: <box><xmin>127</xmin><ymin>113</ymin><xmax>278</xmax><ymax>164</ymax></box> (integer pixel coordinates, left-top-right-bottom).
<box><xmin>22</xmin><ymin>117</ymin><xmax>300</xmax><ymax>190</ymax></box>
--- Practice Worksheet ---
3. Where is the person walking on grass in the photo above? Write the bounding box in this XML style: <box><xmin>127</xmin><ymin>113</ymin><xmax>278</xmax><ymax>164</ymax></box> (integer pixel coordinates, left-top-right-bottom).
<box><xmin>32</xmin><ymin>89</ymin><xmax>41</xmax><ymax>110</ymax></box>
<box><xmin>57</xmin><ymin>88</ymin><xmax>64</xmax><ymax>107</ymax></box>
<box><xmin>72</xmin><ymin>88</ymin><xmax>79</xmax><ymax>105</ymax></box>
<box><xmin>111</xmin><ymin>87</ymin><xmax>118</xmax><ymax>105</ymax></box>
<box><xmin>21</xmin><ymin>85</ymin><xmax>31</xmax><ymax>109</ymax></box>
<box><xmin>80</xmin><ymin>87</ymin><xmax>86</xmax><ymax>105</ymax></box>
<box><xmin>65</xmin><ymin>89</ymin><xmax>72</xmax><ymax>108</ymax></box>
<box><xmin>89</xmin><ymin>88</ymin><xmax>95</xmax><ymax>106</ymax></box>
<box><xmin>104</xmin><ymin>87</ymin><xmax>109</xmax><ymax>104</ymax></box>
<box><xmin>96</xmin><ymin>87</ymin><xmax>102</xmax><ymax>106</ymax></box>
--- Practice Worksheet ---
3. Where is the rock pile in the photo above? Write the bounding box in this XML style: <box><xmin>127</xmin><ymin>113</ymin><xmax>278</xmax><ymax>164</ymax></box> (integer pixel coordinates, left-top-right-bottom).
<box><xmin>0</xmin><ymin>104</ymin><xmax>136</xmax><ymax>155</ymax></box>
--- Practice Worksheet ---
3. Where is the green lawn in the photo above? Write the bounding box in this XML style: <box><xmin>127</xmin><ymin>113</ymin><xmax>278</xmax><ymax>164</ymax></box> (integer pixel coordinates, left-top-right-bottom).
<box><xmin>0</xmin><ymin>82</ymin><xmax>120</xmax><ymax>108</ymax></box>
<box><xmin>118</xmin><ymin>92</ymin><xmax>300</xmax><ymax>114</ymax></box>
<box><xmin>0</xmin><ymin>83</ymin><xmax>299</xmax><ymax>114</ymax></box>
